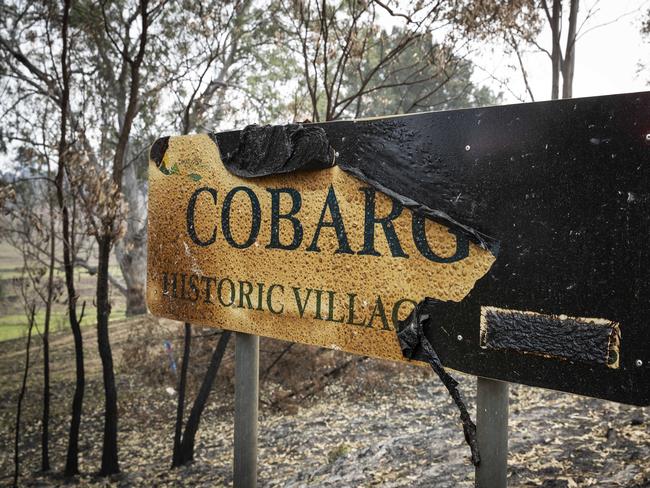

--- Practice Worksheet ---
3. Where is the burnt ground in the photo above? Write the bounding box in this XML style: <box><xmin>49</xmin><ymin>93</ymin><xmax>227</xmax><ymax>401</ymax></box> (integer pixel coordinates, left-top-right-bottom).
<box><xmin>0</xmin><ymin>316</ymin><xmax>648</xmax><ymax>487</ymax></box>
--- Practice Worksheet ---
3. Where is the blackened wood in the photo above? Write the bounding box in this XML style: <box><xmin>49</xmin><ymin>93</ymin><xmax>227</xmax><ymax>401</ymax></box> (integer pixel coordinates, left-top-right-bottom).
<box><xmin>398</xmin><ymin>301</ymin><xmax>480</xmax><ymax>465</ymax></box>
<box><xmin>54</xmin><ymin>0</ymin><xmax>85</xmax><ymax>476</ymax></box>
<box><xmin>97</xmin><ymin>236</ymin><xmax>119</xmax><ymax>476</ymax></box>
<box><xmin>483</xmin><ymin>308</ymin><xmax>618</xmax><ymax>366</ymax></box>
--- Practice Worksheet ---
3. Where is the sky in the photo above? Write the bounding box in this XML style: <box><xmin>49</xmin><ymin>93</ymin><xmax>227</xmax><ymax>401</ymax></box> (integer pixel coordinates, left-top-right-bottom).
<box><xmin>2</xmin><ymin>1</ymin><xmax>649</xmax><ymax>173</ymax></box>
<box><xmin>469</xmin><ymin>0</ymin><xmax>650</xmax><ymax>104</ymax></box>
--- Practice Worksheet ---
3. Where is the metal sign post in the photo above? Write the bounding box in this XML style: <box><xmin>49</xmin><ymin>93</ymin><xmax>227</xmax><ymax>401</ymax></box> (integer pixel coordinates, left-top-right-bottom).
<box><xmin>234</xmin><ymin>332</ymin><xmax>259</xmax><ymax>488</ymax></box>
<box><xmin>475</xmin><ymin>377</ymin><xmax>509</xmax><ymax>488</ymax></box>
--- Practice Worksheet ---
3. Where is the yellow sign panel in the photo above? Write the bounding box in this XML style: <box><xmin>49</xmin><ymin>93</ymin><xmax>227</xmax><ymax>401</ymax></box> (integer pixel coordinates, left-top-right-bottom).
<box><xmin>147</xmin><ymin>134</ymin><xmax>495</xmax><ymax>362</ymax></box>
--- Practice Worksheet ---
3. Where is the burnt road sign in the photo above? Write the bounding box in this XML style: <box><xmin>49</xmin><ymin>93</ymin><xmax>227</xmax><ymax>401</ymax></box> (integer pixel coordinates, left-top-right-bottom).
<box><xmin>148</xmin><ymin>91</ymin><xmax>650</xmax><ymax>406</ymax></box>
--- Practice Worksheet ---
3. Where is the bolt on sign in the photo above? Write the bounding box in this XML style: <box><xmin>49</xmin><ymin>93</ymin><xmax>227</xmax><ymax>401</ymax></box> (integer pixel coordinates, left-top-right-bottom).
<box><xmin>148</xmin><ymin>91</ymin><xmax>650</xmax><ymax>407</ymax></box>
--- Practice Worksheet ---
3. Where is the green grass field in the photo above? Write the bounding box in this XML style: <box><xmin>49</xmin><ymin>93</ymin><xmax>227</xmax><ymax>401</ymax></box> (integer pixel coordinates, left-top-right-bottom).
<box><xmin>0</xmin><ymin>309</ymin><xmax>128</xmax><ymax>341</ymax></box>
<box><xmin>0</xmin><ymin>241</ymin><xmax>127</xmax><ymax>341</ymax></box>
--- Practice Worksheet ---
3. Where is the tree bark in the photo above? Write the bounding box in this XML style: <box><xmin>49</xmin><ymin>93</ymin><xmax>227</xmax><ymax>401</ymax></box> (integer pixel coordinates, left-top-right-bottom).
<box><xmin>64</xmin><ymin>302</ymin><xmax>85</xmax><ymax>477</ymax></box>
<box><xmin>177</xmin><ymin>331</ymin><xmax>232</xmax><ymax>465</ymax></box>
<box><xmin>52</xmin><ymin>0</ymin><xmax>86</xmax><ymax>477</ymax></box>
<box><xmin>115</xmin><ymin>156</ymin><xmax>147</xmax><ymax>315</ymax></box>
<box><xmin>172</xmin><ymin>323</ymin><xmax>192</xmax><ymax>467</ymax></box>
<box><xmin>41</xmin><ymin>186</ymin><xmax>55</xmax><ymax>473</ymax></box>
<box><xmin>14</xmin><ymin>306</ymin><xmax>35</xmax><ymax>488</ymax></box>
<box><xmin>562</xmin><ymin>0</ymin><xmax>579</xmax><ymax>99</ymax></box>
<box><xmin>97</xmin><ymin>235</ymin><xmax>120</xmax><ymax>476</ymax></box>
<box><xmin>548</xmin><ymin>0</ymin><xmax>562</xmax><ymax>100</ymax></box>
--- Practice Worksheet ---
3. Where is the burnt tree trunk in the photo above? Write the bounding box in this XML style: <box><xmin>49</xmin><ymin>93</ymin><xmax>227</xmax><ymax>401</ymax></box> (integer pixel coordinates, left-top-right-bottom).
<box><xmin>64</xmin><ymin>304</ymin><xmax>85</xmax><ymax>477</ymax></box>
<box><xmin>41</xmin><ymin>202</ymin><xmax>55</xmax><ymax>472</ymax></box>
<box><xmin>14</xmin><ymin>306</ymin><xmax>35</xmax><ymax>488</ymax></box>
<box><xmin>172</xmin><ymin>323</ymin><xmax>192</xmax><ymax>467</ymax></box>
<box><xmin>53</xmin><ymin>0</ymin><xmax>86</xmax><ymax>477</ymax></box>
<box><xmin>177</xmin><ymin>331</ymin><xmax>232</xmax><ymax>466</ymax></box>
<box><xmin>97</xmin><ymin>236</ymin><xmax>120</xmax><ymax>476</ymax></box>
<box><xmin>95</xmin><ymin>0</ymin><xmax>151</xmax><ymax>474</ymax></box>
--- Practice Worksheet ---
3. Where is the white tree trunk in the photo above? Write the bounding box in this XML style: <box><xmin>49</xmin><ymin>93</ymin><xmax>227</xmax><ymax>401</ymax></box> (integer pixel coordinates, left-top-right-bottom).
<box><xmin>115</xmin><ymin>155</ymin><xmax>148</xmax><ymax>315</ymax></box>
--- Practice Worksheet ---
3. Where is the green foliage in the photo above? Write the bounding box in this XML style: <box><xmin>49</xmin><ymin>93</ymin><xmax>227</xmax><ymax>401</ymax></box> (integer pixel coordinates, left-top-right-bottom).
<box><xmin>351</xmin><ymin>28</ymin><xmax>501</xmax><ymax>116</ymax></box>
<box><xmin>263</xmin><ymin>0</ymin><xmax>511</xmax><ymax>122</ymax></box>
<box><xmin>446</xmin><ymin>0</ymin><xmax>541</xmax><ymax>42</ymax></box>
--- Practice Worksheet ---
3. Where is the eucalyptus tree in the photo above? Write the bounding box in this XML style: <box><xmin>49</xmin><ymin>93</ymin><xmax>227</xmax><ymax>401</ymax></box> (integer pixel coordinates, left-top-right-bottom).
<box><xmin>451</xmin><ymin>0</ymin><xmax>623</xmax><ymax>101</ymax></box>
<box><xmin>73</xmin><ymin>0</ymin><xmax>165</xmax><ymax>474</ymax></box>
<box><xmin>343</xmin><ymin>29</ymin><xmax>499</xmax><ymax>117</ymax></box>
<box><xmin>0</xmin><ymin>0</ymin><xmax>89</xmax><ymax>476</ymax></box>
<box><xmin>268</xmin><ymin>0</ymin><xmax>526</xmax><ymax>123</ymax></box>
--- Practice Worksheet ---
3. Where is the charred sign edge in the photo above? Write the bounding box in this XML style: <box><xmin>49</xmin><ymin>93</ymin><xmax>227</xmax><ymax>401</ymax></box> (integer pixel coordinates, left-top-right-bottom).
<box><xmin>479</xmin><ymin>306</ymin><xmax>621</xmax><ymax>369</ymax></box>
<box><xmin>397</xmin><ymin>298</ymin><xmax>480</xmax><ymax>466</ymax></box>
<box><xmin>209</xmin><ymin>124</ymin><xmax>500</xmax><ymax>255</ymax></box>
<box><xmin>340</xmin><ymin>164</ymin><xmax>499</xmax><ymax>255</ymax></box>
<box><xmin>210</xmin><ymin>124</ymin><xmax>336</xmax><ymax>178</ymax></box>
<box><xmin>150</xmin><ymin>136</ymin><xmax>170</xmax><ymax>173</ymax></box>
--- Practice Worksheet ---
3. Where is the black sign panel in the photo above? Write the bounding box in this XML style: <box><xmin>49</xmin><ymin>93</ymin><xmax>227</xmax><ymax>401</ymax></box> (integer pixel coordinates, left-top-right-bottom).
<box><xmin>214</xmin><ymin>92</ymin><xmax>650</xmax><ymax>406</ymax></box>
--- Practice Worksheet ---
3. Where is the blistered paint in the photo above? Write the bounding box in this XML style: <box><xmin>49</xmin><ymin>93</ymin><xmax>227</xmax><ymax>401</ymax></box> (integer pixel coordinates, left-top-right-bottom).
<box><xmin>480</xmin><ymin>306</ymin><xmax>620</xmax><ymax>369</ymax></box>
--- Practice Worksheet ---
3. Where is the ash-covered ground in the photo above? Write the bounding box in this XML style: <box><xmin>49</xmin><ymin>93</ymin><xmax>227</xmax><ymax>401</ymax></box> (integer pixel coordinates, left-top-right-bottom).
<box><xmin>1</xmin><ymin>316</ymin><xmax>648</xmax><ymax>487</ymax></box>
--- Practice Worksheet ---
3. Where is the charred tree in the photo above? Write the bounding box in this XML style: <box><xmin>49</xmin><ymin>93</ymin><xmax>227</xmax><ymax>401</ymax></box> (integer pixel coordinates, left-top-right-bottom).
<box><xmin>41</xmin><ymin>183</ymin><xmax>55</xmax><ymax>473</ymax></box>
<box><xmin>54</xmin><ymin>0</ymin><xmax>86</xmax><ymax>476</ymax></box>
<box><xmin>172</xmin><ymin>323</ymin><xmax>192</xmax><ymax>467</ymax></box>
<box><xmin>96</xmin><ymin>235</ymin><xmax>120</xmax><ymax>475</ymax></box>
<box><xmin>176</xmin><ymin>331</ymin><xmax>232</xmax><ymax>466</ymax></box>
<box><xmin>95</xmin><ymin>0</ymin><xmax>152</xmax><ymax>474</ymax></box>
<box><xmin>13</xmin><ymin>306</ymin><xmax>36</xmax><ymax>488</ymax></box>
